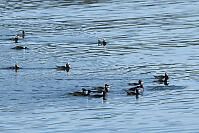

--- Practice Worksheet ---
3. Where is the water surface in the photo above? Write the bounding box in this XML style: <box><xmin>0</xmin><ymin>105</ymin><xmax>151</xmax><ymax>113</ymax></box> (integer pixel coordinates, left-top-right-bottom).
<box><xmin>1</xmin><ymin>0</ymin><xmax>199</xmax><ymax>132</ymax></box>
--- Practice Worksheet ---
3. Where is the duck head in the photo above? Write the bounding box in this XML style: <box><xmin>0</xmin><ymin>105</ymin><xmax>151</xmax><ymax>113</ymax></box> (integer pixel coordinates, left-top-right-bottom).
<box><xmin>165</xmin><ymin>72</ymin><xmax>168</xmax><ymax>76</ymax></box>
<box><xmin>15</xmin><ymin>64</ymin><xmax>19</xmax><ymax>68</ymax></box>
<box><xmin>104</xmin><ymin>84</ymin><xmax>110</xmax><ymax>92</ymax></box>
<box><xmin>81</xmin><ymin>88</ymin><xmax>86</xmax><ymax>92</ymax></box>
<box><xmin>138</xmin><ymin>80</ymin><xmax>144</xmax><ymax>85</ymax></box>
<box><xmin>66</xmin><ymin>63</ymin><xmax>70</xmax><ymax>68</ymax></box>
<box><xmin>165</xmin><ymin>73</ymin><xmax>169</xmax><ymax>79</ymax></box>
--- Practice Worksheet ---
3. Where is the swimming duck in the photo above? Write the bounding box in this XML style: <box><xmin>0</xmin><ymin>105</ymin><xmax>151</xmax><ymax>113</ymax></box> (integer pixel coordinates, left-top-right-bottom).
<box><xmin>11</xmin><ymin>46</ymin><xmax>28</xmax><ymax>50</ymax></box>
<box><xmin>10</xmin><ymin>35</ymin><xmax>18</xmax><ymax>43</ymax></box>
<box><xmin>128</xmin><ymin>84</ymin><xmax>144</xmax><ymax>92</ymax></box>
<box><xmin>98</xmin><ymin>39</ymin><xmax>106</xmax><ymax>46</ymax></box>
<box><xmin>56</xmin><ymin>63</ymin><xmax>70</xmax><ymax>71</ymax></box>
<box><xmin>17</xmin><ymin>30</ymin><xmax>25</xmax><ymax>38</ymax></box>
<box><xmin>154</xmin><ymin>73</ymin><xmax>169</xmax><ymax>80</ymax></box>
<box><xmin>93</xmin><ymin>84</ymin><xmax>110</xmax><ymax>92</ymax></box>
<box><xmin>7</xmin><ymin>64</ymin><xmax>20</xmax><ymax>69</ymax></box>
<box><xmin>69</xmin><ymin>88</ymin><xmax>89</xmax><ymax>96</ymax></box>
<box><xmin>154</xmin><ymin>76</ymin><xmax>169</xmax><ymax>85</ymax></box>
<box><xmin>128</xmin><ymin>80</ymin><xmax>144</xmax><ymax>86</ymax></box>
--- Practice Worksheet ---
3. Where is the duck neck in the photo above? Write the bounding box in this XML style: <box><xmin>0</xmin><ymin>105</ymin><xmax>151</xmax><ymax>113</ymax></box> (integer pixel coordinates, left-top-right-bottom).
<box><xmin>15</xmin><ymin>37</ymin><xmax>18</xmax><ymax>43</ymax></box>
<box><xmin>165</xmin><ymin>76</ymin><xmax>169</xmax><ymax>81</ymax></box>
<box><xmin>105</xmin><ymin>87</ymin><xmax>108</xmax><ymax>92</ymax></box>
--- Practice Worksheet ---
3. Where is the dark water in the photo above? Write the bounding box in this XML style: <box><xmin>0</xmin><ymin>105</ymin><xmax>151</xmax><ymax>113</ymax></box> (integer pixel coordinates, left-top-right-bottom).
<box><xmin>1</xmin><ymin>0</ymin><xmax>199</xmax><ymax>132</ymax></box>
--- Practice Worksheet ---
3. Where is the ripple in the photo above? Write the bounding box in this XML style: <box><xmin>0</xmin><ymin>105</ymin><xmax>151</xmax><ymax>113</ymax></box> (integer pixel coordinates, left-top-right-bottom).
<box><xmin>1</xmin><ymin>0</ymin><xmax>199</xmax><ymax>132</ymax></box>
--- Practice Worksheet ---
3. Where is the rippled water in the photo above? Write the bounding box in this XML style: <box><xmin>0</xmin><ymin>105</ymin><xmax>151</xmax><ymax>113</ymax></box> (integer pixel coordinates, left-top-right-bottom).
<box><xmin>1</xmin><ymin>0</ymin><xmax>199</xmax><ymax>132</ymax></box>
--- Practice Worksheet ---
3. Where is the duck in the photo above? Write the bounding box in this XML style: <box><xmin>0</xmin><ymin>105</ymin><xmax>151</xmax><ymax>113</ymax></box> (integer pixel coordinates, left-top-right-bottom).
<box><xmin>69</xmin><ymin>88</ymin><xmax>89</xmax><ymax>96</ymax></box>
<box><xmin>93</xmin><ymin>84</ymin><xmax>110</xmax><ymax>92</ymax></box>
<box><xmin>11</xmin><ymin>46</ymin><xmax>28</xmax><ymax>50</ymax></box>
<box><xmin>17</xmin><ymin>30</ymin><xmax>25</xmax><ymax>38</ymax></box>
<box><xmin>7</xmin><ymin>64</ymin><xmax>20</xmax><ymax>69</ymax></box>
<box><xmin>89</xmin><ymin>91</ymin><xmax>106</xmax><ymax>100</ymax></box>
<box><xmin>10</xmin><ymin>35</ymin><xmax>18</xmax><ymax>43</ymax></box>
<box><xmin>56</xmin><ymin>63</ymin><xmax>70</xmax><ymax>71</ymax></box>
<box><xmin>154</xmin><ymin>72</ymin><xmax>169</xmax><ymax>80</ymax></box>
<box><xmin>128</xmin><ymin>80</ymin><xmax>143</xmax><ymax>86</ymax></box>
<box><xmin>98</xmin><ymin>39</ymin><xmax>107</xmax><ymax>46</ymax></box>
<box><xmin>128</xmin><ymin>84</ymin><xmax>144</xmax><ymax>92</ymax></box>
<box><xmin>154</xmin><ymin>76</ymin><xmax>169</xmax><ymax>85</ymax></box>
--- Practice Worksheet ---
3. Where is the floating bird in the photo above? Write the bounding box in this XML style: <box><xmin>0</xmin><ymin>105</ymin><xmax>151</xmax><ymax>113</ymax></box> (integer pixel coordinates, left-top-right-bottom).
<box><xmin>7</xmin><ymin>64</ymin><xmax>20</xmax><ymax>69</ymax></box>
<box><xmin>128</xmin><ymin>80</ymin><xmax>144</xmax><ymax>86</ymax></box>
<box><xmin>11</xmin><ymin>46</ymin><xmax>28</xmax><ymax>50</ymax></box>
<box><xmin>56</xmin><ymin>63</ymin><xmax>70</xmax><ymax>71</ymax></box>
<box><xmin>17</xmin><ymin>30</ymin><xmax>25</xmax><ymax>38</ymax></box>
<box><xmin>154</xmin><ymin>73</ymin><xmax>169</xmax><ymax>80</ymax></box>
<box><xmin>154</xmin><ymin>73</ymin><xmax>169</xmax><ymax>85</ymax></box>
<box><xmin>98</xmin><ymin>39</ymin><xmax>106</xmax><ymax>46</ymax></box>
<box><xmin>125</xmin><ymin>83</ymin><xmax>144</xmax><ymax>96</ymax></box>
<box><xmin>128</xmin><ymin>84</ymin><xmax>144</xmax><ymax>92</ymax></box>
<box><xmin>154</xmin><ymin>76</ymin><xmax>169</xmax><ymax>85</ymax></box>
<box><xmin>93</xmin><ymin>84</ymin><xmax>110</xmax><ymax>92</ymax></box>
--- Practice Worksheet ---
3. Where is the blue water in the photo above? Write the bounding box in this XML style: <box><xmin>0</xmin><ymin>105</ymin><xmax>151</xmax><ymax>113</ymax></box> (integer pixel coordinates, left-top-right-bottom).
<box><xmin>1</xmin><ymin>0</ymin><xmax>199</xmax><ymax>132</ymax></box>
